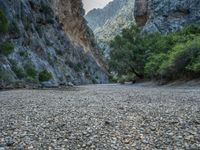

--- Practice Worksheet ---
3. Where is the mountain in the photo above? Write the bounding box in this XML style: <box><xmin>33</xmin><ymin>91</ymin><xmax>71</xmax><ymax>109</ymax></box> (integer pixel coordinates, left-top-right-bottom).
<box><xmin>85</xmin><ymin>0</ymin><xmax>136</xmax><ymax>57</ymax></box>
<box><xmin>85</xmin><ymin>0</ymin><xmax>127</xmax><ymax>31</ymax></box>
<box><xmin>0</xmin><ymin>0</ymin><xmax>108</xmax><ymax>89</ymax></box>
<box><xmin>86</xmin><ymin>0</ymin><xmax>200</xmax><ymax>58</ymax></box>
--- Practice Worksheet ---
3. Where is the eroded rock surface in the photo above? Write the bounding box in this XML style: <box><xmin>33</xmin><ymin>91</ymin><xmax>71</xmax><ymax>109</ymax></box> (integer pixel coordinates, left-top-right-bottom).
<box><xmin>0</xmin><ymin>0</ymin><xmax>108</xmax><ymax>89</ymax></box>
<box><xmin>134</xmin><ymin>0</ymin><xmax>200</xmax><ymax>33</ymax></box>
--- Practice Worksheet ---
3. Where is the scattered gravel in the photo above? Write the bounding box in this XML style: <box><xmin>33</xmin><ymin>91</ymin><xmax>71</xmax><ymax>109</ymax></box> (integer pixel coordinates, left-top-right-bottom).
<box><xmin>0</xmin><ymin>84</ymin><xmax>200</xmax><ymax>149</ymax></box>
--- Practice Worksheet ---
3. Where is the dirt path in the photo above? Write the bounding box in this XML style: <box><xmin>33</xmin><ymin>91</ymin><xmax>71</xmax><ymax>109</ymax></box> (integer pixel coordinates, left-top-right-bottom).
<box><xmin>0</xmin><ymin>84</ymin><xmax>200</xmax><ymax>149</ymax></box>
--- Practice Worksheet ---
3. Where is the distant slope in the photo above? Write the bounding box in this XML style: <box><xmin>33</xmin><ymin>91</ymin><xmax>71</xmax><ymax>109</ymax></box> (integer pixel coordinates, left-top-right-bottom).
<box><xmin>85</xmin><ymin>0</ymin><xmax>127</xmax><ymax>31</ymax></box>
<box><xmin>85</xmin><ymin>0</ymin><xmax>135</xmax><ymax>57</ymax></box>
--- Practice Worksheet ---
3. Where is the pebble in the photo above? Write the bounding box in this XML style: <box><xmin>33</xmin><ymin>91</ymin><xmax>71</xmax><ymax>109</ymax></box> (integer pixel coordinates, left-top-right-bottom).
<box><xmin>0</xmin><ymin>85</ymin><xmax>199</xmax><ymax>149</ymax></box>
<box><xmin>5</xmin><ymin>137</ymin><xmax>14</xmax><ymax>146</ymax></box>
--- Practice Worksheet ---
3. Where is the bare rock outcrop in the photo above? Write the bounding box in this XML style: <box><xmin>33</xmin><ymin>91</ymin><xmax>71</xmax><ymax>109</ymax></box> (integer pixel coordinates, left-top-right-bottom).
<box><xmin>134</xmin><ymin>0</ymin><xmax>200</xmax><ymax>33</ymax></box>
<box><xmin>0</xmin><ymin>0</ymin><xmax>108</xmax><ymax>89</ymax></box>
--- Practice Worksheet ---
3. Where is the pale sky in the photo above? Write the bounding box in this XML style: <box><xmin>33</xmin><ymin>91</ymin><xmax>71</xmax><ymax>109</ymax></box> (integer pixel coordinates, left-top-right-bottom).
<box><xmin>82</xmin><ymin>0</ymin><xmax>113</xmax><ymax>14</ymax></box>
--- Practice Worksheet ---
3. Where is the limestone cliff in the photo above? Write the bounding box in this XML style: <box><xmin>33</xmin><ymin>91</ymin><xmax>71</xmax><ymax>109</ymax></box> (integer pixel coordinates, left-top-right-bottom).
<box><xmin>134</xmin><ymin>0</ymin><xmax>200</xmax><ymax>33</ymax></box>
<box><xmin>0</xmin><ymin>0</ymin><xmax>108</xmax><ymax>88</ymax></box>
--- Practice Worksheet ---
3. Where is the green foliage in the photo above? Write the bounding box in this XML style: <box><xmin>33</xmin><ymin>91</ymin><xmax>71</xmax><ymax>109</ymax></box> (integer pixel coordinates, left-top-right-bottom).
<box><xmin>14</xmin><ymin>67</ymin><xmax>26</xmax><ymax>79</ymax></box>
<box><xmin>39</xmin><ymin>70</ymin><xmax>52</xmax><ymax>82</ymax></box>
<box><xmin>180</xmin><ymin>24</ymin><xmax>200</xmax><ymax>35</ymax></box>
<box><xmin>187</xmin><ymin>60</ymin><xmax>200</xmax><ymax>73</ymax></box>
<box><xmin>0</xmin><ymin>42</ymin><xmax>14</xmax><ymax>56</ymax></box>
<box><xmin>109</xmin><ymin>24</ymin><xmax>200</xmax><ymax>81</ymax></box>
<box><xmin>40</xmin><ymin>4</ymin><xmax>53</xmax><ymax>15</ymax></box>
<box><xmin>0</xmin><ymin>67</ymin><xmax>9</xmax><ymax>80</ymax></box>
<box><xmin>145</xmin><ymin>53</ymin><xmax>168</xmax><ymax>78</ymax></box>
<box><xmin>24</xmin><ymin>62</ymin><xmax>37</xmax><ymax>79</ymax></box>
<box><xmin>9</xmin><ymin>21</ymin><xmax>20</xmax><ymax>35</ymax></box>
<box><xmin>9</xmin><ymin>59</ymin><xmax>26</xmax><ymax>79</ymax></box>
<box><xmin>109</xmin><ymin>26</ymin><xmax>145</xmax><ymax>78</ymax></box>
<box><xmin>19</xmin><ymin>51</ymin><xmax>28</xmax><ymax>57</ymax></box>
<box><xmin>74</xmin><ymin>63</ymin><xmax>82</xmax><ymax>72</ymax></box>
<box><xmin>161</xmin><ymin>37</ymin><xmax>200</xmax><ymax>78</ymax></box>
<box><xmin>0</xmin><ymin>10</ymin><xmax>8</xmax><ymax>33</ymax></box>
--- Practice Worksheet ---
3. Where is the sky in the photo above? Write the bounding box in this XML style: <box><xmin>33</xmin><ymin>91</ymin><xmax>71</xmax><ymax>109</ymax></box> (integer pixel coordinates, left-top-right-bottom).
<box><xmin>82</xmin><ymin>0</ymin><xmax>113</xmax><ymax>14</ymax></box>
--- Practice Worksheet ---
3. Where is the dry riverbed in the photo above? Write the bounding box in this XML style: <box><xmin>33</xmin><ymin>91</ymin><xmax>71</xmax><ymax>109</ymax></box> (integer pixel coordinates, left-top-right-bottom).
<box><xmin>0</xmin><ymin>84</ymin><xmax>200</xmax><ymax>149</ymax></box>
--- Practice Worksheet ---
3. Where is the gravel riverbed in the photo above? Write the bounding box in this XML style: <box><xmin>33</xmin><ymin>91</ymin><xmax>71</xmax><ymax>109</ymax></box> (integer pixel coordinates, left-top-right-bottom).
<box><xmin>0</xmin><ymin>84</ymin><xmax>200</xmax><ymax>150</ymax></box>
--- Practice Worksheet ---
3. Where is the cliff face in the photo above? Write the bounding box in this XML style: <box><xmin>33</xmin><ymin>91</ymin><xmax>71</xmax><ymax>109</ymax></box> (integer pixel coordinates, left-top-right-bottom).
<box><xmin>0</xmin><ymin>0</ymin><xmax>108</xmax><ymax>88</ymax></box>
<box><xmin>134</xmin><ymin>0</ymin><xmax>200</xmax><ymax>33</ymax></box>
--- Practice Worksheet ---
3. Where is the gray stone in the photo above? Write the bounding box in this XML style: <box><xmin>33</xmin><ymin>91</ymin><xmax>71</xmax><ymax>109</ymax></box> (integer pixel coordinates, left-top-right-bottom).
<box><xmin>5</xmin><ymin>137</ymin><xmax>14</xmax><ymax>146</ymax></box>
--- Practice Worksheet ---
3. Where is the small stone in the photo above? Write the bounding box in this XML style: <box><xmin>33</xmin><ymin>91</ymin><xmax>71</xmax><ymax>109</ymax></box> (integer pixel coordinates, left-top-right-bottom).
<box><xmin>150</xmin><ymin>127</ymin><xmax>156</xmax><ymax>131</ymax></box>
<box><xmin>87</xmin><ymin>141</ymin><xmax>93</xmax><ymax>146</ymax></box>
<box><xmin>142</xmin><ymin>139</ymin><xmax>149</xmax><ymax>144</ymax></box>
<box><xmin>104</xmin><ymin>121</ymin><xmax>111</xmax><ymax>125</ymax></box>
<box><xmin>5</xmin><ymin>137</ymin><xmax>14</xmax><ymax>146</ymax></box>
<box><xmin>185</xmin><ymin>135</ymin><xmax>193</xmax><ymax>140</ymax></box>
<box><xmin>132</xmin><ymin>143</ymin><xmax>137</xmax><ymax>147</ymax></box>
<box><xmin>64</xmin><ymin>139</ymin><xmax>68</xmax><ymax>142</ymax></box>
<box><xmin>16</xmin><ymin>145</ymin><xmax>24</xmax><ymax>150</ymax></box>
<box><xmin>0</xmin><ymin>147</ymin><xmax>5</xmax><ymax>150</ymax></box>
<box><xmin>28</xmin><ymin>145</ymin><xmax>34</xmax><ymax>149</ymax></box>
<box><xmin>82</xmin><ymin>144</ymin><xmax>86</xmax><ymax>148</ymax></box>
<box><xmin>124</xmin><ymin>139</ymin><xmax>130</xmax><ymax>144</ymax></box>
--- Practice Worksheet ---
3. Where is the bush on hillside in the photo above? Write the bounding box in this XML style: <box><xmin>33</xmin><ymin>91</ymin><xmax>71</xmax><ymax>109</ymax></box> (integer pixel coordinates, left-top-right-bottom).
<box><xmin>9</xmin><ymin>59</ymin><xmax>26</xmax><ymax>79</ymax></box>
<box><xmin>0</xmin><ymin>10</ymin><xmax>8</xmax><ymax>33</ymax></box>
<box><xmin>0</xmin><ymin>42</ymin><xmax>14</xmax><ymax>56</ymax></box>
<box><xmin>24</xmin><ymin>62</ymin><xmax>37</xmax><ymax>79</ymax></box>
<box><xmin>39</xmin><ymin>69</ymin><xmax>52</xmax><ymax>82</ymax></box>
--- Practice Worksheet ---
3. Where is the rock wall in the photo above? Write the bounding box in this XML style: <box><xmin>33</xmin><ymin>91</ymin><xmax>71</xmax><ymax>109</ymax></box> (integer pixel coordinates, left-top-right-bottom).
<box><xmin>134</xmin><ymin>0</ymin><xmax>148</xmax><ymax>27</ymax></box>
<box><xmin>134</xmin><ymin>0</ymin><xmax>200</xmax><ymax>33</ymax></box>
<box><xmin>0</xmin><ymin>0</ymin><xmax>108</xmax><ymax>88</ymax></box>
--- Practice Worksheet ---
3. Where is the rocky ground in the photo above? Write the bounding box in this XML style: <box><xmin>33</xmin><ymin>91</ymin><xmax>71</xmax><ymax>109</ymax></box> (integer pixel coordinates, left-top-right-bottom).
<box><xmin>0</xmin><ymin>84</ymin><xmax>200</xmax><ymax>150</ymax></box>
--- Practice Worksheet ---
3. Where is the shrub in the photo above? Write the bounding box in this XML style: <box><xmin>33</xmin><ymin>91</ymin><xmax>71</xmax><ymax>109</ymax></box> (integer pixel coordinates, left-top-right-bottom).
<box><xmin>74</xmin><ymin>63</ymin><xmax>82</xmax><ymax>72</ymax></box>
<box><xmin>26</xmin><ymin>76</ymin><xmax>37</xmax><ymax>83</ymax></box>
<box><xmin>158</xmin><ymin>36</ymin><xmax>200</xmax><ymax>79</ymax></box>
<box><xmin>9</xmin><ymin>21</ymin><xmax>20</xmax><ymax>35</ymax></box>
<box><xmin>9</xmin><ymin>59</ymin><xmax>26</xmax><ymax>79</ymax></box>
<box><xmin>0</xmin><ymin>10</ymin><xmax>8</xmax><ymax>33</ymax></box>
<box><xmin>40</xmin><ymin>4</ymin><xmax>53</xmax><ymax>15</ymax></box>
<box><xmin>145</xmin><ymin>53</ymin><xmax>168</xmax><ymax>78</ymax></box>
<box><xmin>187</xmin><ymin>57</ymin><xmax>200</xmax><ymax>72</ymax></box>
<box><xmin>24</xmin><ymin>62</ymin><xmax>37</xmax><ymax>78</ymax></box>
<box><xmin>13</xmin><ymin>67</ymin><xmax>26</xmax><ymax>79</ymax></box>
<box><xmin>117</xmin><ymin>74</ymin><xmax>136</xmax><ymax>84</ymax></box>
<box><xmin>0</xmin><ymin>42</ymin><xmax>14</xmax><ymax>56</ymax></box>
<box><xmin>171</xmin><ymin>38</ymin><xmax>199</xmax><ymax>66</ymax></box>
<box><xmin>39</xmin><ymin>69</ymin><xmax>52</xmax><ymax>82</ymax></box>
<box><xmin>19</xmin><ymin>51</ymin><xmax>28</xmax><ymax>57</ymax></box>
<box><xmin>180</xmin><ymin>24</ymin><xmax>200</xmax><ymax>35</ymax></box>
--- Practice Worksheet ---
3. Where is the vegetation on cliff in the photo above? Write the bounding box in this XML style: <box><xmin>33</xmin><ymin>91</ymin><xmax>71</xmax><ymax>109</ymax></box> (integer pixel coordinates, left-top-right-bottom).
<box><xmin>109</xmin><ymin>24</ymin><xmax>200</xmax><ymax>83</ymax></box>
<box><xmin>0</xmin><ymin>10</ymin><xmax>8</xmax><ymax>33</ymax></box>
